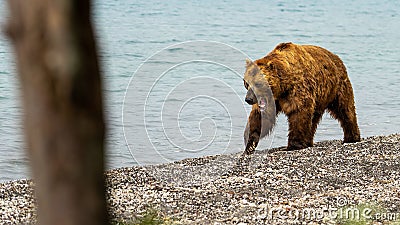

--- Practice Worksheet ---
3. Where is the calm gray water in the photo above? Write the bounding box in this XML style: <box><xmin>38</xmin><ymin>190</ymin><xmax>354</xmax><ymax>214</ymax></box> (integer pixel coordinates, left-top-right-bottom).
<box><xmin>0</xmin><ymin>0</ymin><xmax>399</xmax><ymax>181</ymax></box>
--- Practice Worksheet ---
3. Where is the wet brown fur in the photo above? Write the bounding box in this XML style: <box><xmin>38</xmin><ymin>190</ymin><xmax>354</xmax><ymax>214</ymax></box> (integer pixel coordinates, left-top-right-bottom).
<box><xmin>244</xmin><ymin>42</ymin><xmax>361</xmax><ymax>151</ymax></box>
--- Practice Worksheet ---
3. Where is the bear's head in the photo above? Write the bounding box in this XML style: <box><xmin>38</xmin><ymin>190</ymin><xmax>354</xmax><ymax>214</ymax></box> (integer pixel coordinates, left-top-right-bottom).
<box><xmin>243</xmin><ymin>59</ymin><xmax>269</xmax><ymax>111</ymax></box>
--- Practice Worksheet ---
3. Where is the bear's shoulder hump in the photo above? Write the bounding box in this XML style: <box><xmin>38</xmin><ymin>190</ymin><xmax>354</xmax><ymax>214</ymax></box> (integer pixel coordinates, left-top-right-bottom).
<box><xmin>275</xmin><ymin>42</ymin><xmax>294</xmax><ymax>51</ymax></box>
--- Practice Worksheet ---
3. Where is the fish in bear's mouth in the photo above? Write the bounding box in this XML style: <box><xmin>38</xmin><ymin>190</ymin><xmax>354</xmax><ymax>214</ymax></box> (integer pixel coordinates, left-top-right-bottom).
<box><xmin>258</xmin><ymin>98</ymin><xmax>267</xmax><ymax>111</ymax></box>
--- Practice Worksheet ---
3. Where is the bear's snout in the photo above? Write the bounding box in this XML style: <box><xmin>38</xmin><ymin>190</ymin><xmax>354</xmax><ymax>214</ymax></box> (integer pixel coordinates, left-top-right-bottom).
<box><xmin>245</xmin><ymin>89</ymin><xmax>257</xmax><ymax>105</ymax></box>
<box><xmin>245</xmin><ymin>97</ymin><xmax>255</xmax><ymax>105</ymax></box>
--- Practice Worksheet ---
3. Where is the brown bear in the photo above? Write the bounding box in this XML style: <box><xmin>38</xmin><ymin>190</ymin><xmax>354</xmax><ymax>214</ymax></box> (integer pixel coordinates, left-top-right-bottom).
<box><xmin>243</xmin><ymin>42</ymin><xmax>361</xmax><ymax>154</ymax></box>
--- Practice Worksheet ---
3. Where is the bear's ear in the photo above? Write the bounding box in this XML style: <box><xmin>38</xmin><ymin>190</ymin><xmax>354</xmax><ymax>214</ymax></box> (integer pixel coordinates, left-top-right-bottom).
<box><xmin>245</xmin><ymin>58</ymin><xmax>254</xmax><ymax>67</ymax></box>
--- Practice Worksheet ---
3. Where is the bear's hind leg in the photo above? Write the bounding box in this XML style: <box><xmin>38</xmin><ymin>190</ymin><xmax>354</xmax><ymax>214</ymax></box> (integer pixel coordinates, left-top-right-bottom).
<box><xmin>287</xmin><ymin>110</ymin><xmax>313</xmax><ymax>150</ymax></box>
<box><xmin>328</xmin><ymin>95</ymin><xmax>361</xmax><ymax>143</ymax></box>
<box><xmin>244</xmin><ymin>105</ymin><xmax>261</xmax><ymax>155</ymax></box>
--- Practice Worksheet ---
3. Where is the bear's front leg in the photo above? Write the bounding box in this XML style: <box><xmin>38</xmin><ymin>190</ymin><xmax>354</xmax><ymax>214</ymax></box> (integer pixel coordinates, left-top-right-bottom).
<box><xmin>244</xmin><ymin>105</ymin><xmax>261</xmax><ymax>155</ymax></box>
<box><xmin>287</xmin><ymin>110</ymin><xmax>313</xmax><ymax>150</ymax></box>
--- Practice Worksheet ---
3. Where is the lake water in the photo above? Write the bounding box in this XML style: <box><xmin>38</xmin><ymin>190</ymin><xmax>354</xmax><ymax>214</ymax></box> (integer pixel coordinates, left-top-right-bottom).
<box><xmin>0</xmin><ymin>0</ymin><xmax>399</xmax><ymax>181</ymax></box>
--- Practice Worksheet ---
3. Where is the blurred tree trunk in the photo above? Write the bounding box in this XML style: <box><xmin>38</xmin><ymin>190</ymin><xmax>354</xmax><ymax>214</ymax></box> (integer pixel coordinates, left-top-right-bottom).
<box><xmin>6</xmin><ymin>0</ymin><xmax>110</xmax><ymax>224</ymax></box>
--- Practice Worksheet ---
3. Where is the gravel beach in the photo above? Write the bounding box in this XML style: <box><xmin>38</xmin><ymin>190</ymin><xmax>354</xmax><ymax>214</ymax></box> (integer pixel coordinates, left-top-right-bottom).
<box><xmin>1</xmin><ymin>134</ymin><xmax>399</xmax><ymax>224</ymax></box>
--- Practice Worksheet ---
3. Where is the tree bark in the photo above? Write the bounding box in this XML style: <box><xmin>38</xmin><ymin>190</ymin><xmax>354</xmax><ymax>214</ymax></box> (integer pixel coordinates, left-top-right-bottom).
<box><xmin>5</xmin><ymin>0</ymin><xmax>110</xmax><ymax>224</ymax></box>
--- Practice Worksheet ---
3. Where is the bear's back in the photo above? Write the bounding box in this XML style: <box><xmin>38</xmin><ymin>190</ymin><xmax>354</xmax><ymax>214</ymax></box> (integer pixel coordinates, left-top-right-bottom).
<box><xmin>254</xmin><ymin>42</ymin><xmax>350</xmax><ymax>103</ymax></box>
<box><xmin>256</xmin><ymin>42</ymin><xmax>348</xmax><ymax>81</ymax></box>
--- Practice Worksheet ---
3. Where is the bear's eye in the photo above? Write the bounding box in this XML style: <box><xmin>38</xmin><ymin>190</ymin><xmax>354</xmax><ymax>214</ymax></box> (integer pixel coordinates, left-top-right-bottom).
<box><xmin>255</xmin><ymin>82</ymin><xmax>263</xmax><ymax>88</ymax></box>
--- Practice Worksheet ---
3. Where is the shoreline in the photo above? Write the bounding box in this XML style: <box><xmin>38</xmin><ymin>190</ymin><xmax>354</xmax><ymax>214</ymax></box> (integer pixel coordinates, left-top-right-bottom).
<box><xmin>1</xmin><ymin>134</ymin><xmax>399</xmax><ymax>224</ymax></box>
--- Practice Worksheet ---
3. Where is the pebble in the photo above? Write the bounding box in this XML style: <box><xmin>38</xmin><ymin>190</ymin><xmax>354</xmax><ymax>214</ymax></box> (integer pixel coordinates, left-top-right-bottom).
<box><xmin>0</xmin><ymin>134</ymin><xmax>399</xmax><ymax>224</ymax></box>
